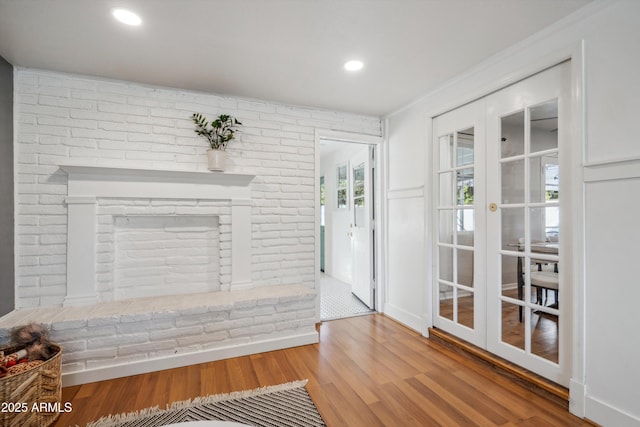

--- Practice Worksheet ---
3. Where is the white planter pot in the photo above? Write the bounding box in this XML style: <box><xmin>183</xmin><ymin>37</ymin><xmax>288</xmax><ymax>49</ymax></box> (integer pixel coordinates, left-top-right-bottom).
<box><xmin>207</xmin><ymin>149</ymin><xmax>226</xmax><ymax>171</ymax></box>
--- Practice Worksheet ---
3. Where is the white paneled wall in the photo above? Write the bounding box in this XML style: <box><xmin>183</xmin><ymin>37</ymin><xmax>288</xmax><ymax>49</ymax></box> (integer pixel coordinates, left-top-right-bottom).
<box><xmin>14</xmin><ymin>68</ymin><xmax>381</xmax><ymax>309</ymax></box>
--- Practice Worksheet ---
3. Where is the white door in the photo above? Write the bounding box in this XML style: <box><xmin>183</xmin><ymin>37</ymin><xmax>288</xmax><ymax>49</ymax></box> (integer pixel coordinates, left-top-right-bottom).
<box><xmin>350</xmin><ymin>147</ymin><xmax>374</xmax><ymax>308</ymax></box>
<box><xmin>432</xmin><ymin>62</ymin><xmax>571</xmax><ymax>386</ymax></box>
<box><xmin>485</xmin><ymin>62</ymin><xmax>571</xmax><ymax>386</ymax></box>
<box><xmin>433</xmin><ymin>100</ymin><xmax>486</xmax><ymax>347</ymax></box>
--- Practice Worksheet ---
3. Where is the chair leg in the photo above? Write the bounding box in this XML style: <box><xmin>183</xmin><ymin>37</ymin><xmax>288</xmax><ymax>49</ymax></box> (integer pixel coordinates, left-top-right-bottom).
<box><xmin>518</xmin><ymin>256</ymin><xmax>524</xmax><ymax>322</ymax></box>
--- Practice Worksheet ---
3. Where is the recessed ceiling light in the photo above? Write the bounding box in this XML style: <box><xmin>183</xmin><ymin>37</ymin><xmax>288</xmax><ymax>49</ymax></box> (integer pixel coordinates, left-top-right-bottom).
<box><xmin>112</xmin><ymin>8</ymin><xmax>142</xmax><ymax>26</ymax></box>
<box><xmin>344</xmin><ymin>60</ymin><xmax>364</xmax><ymax>72</ymax></box>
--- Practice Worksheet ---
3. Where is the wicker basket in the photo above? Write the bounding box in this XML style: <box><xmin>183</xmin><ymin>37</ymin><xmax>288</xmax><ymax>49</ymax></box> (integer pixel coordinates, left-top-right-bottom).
<box><xmin>0</xmin><ymin>343</ymin><xmax>62</xmax><ymax>427</ymax></box>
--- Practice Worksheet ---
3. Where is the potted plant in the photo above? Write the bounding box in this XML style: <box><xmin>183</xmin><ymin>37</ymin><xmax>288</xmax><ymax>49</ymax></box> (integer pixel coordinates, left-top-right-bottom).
<box><xmin>191</xmin><ymin>113</ymin><xmax>242</xmax><ymax>171</ymax></box>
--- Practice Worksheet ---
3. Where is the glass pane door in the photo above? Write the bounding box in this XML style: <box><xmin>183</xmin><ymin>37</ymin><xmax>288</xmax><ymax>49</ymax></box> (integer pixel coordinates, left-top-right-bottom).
<box><xmin>486</xmin><ymin>62</ymin><xmax>570</xmax><ymax>386</ymax></box>
<box><xmin>433</xmin><ymin>99</ymin><xmax>485</xmax><ymax>348</ymax></box>
<box><xmin>497</xmin><ymin>101</ymin><xmax>560</xmax><ymax>362</ymax></box>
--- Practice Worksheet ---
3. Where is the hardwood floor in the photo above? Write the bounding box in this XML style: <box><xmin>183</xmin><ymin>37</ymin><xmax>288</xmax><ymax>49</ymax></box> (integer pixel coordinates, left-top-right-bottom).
<box><xmin>53</xmin><ymin>314</ymin><xmax>590</xmax><ymax>427</ymax></box>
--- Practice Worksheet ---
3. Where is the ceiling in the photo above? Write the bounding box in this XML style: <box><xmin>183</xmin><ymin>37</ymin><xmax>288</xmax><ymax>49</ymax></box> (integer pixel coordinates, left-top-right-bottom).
<box><xmin>0</xmin><ymin>0</ymin><xmax>592</xmax><ymax>117</ymax></box>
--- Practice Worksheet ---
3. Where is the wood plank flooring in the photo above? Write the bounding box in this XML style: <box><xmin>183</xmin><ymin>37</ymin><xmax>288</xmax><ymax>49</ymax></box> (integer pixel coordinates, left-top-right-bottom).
<box><xmin>52</xmin><ymin>314</ymin><xmax>591</xmax><ymax>427</ymax></box>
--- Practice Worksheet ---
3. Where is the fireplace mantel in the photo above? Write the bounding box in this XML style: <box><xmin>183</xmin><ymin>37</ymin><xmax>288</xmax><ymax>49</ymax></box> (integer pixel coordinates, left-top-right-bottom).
<box><xmin>60</xmin><ymin>164</ymin><xmax>255</xmax><ymax>200</ymax></box>
<box><xmin>60</xmin><ymin>164</ymin><xmax>256</xmax><ymax>307</ymax></box>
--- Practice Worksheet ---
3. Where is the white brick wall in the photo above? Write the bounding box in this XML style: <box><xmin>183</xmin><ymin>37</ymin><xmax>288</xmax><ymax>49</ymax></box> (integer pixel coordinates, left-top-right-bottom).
<box><xmin>14</xmin><ymin>68</ymin><xmax>381</xmax><ymax>309</ymax></box>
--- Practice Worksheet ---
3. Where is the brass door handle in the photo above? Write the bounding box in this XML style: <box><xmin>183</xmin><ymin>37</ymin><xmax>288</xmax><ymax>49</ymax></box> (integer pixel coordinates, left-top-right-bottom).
<box><xmin>489</xmin><ymin>203</ymin><xmax>498</xmax><ymax>212</ymax></box>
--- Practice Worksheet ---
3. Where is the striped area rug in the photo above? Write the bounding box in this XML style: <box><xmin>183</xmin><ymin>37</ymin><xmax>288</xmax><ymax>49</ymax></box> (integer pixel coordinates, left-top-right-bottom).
<box><xmin>86</xmin><ymin>380</ymin><xmax>325</xmax><ymax>427</ymax></box>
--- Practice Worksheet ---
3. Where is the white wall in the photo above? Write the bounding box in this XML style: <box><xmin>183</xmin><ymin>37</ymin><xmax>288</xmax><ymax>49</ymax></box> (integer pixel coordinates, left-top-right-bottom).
<box><xmin>384</xmin><ymin>1</ymin><xmax>640</xmax><ymax>425</ymax></box>
<box><xmin>384</xmin><ymin>106</ymin><xmax>428</xmax><ymax>331</ymax></box>
<box><xmin>13</xmin><ymin>68</ymin><xmax>381</xmax><ymax>308</ymax></box>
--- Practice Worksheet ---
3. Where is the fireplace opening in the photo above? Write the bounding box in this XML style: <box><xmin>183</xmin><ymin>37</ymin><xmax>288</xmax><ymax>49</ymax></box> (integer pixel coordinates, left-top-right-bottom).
<box><xmin>113</xmin><ymin>215</ymin><xmax>221</xmax><ymax>300</ymax></box>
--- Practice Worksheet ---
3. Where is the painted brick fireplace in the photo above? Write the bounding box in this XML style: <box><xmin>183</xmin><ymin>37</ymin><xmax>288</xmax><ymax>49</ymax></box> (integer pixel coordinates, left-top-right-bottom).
<box><xmin>61</xmin><ymin>164</ymin><xmax>255</xmax><ymax>306</ymax></box>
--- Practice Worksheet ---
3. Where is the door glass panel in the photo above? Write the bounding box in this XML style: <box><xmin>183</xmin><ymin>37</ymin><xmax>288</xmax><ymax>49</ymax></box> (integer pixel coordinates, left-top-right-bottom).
<box><xmin>353</xmin><ymin>162</ymin><xmax>365</xmax><ymax>227</ymax></box>
<box><xmin>457</xmin><ymin>168</ymin><xmax>474</xmax><ymax>205</ymax></box>
<box><xmin>457</xmin><ymin>210</ymin><xmax>474</xmax><ymax>244</ymax></box>
<box><xmin>501</xmin><ymin>254</ymin><xmax>522</xmax><ymax>300</ymax></box>
<box><xmin>337</xmin><ymin>189</ymin><xmax>347</xmax><ymax>209</ymax></box>
<box><xmin>501</xmin><ymin>111</ymin><xmax>524</xmax><ymax>158</ymax></box>
<box><xmin>439</xmin><ymin>134</ymin><xmax>453</xmax><ymax>169</ymax></box>
<box><xmin>439</xmin><ymin>172</ymin><xmax>453</xmax><ymax>207</ymax></box>
<box><xmin>353</xmin><ymin>163</ymin><xmax>365</xmax><ymax>197</ymax></box>
<box><xmin>438</xmin><ymin>246</ymin><xmax>453</xmax><ymax>282</ymax></box>
<box><xmin>439</xmin><ymin>283</ymin><xmax>454</xmax><ymax>320</ymax></box>
<box><xmin>529</xmin><ymin>207</ymin><xmax>560</xmax><ymax>256</ymax></box>
<box><xmin>530</xmin><ymin>100</ymin><xmax>558</xmax><ymax>153</ymax></box>
<box><xmin>501</xmin><ymin>301</ymin><xmax>525</xmax><ymax>350</ymax></box>
<box><xmin>457</xmin><ymin>248</ymin><xmax>474</xmax><ymax>288</ymax></box>
<box><xmin>439</xmin><ymin>210</ymin><xmax>453</xmax><ymax>244</ymax></box>
<box><xmin>531</xmin><ymin>309</ymin><xmax>559</xmax><ymax>364</ymax></box>
<box><xmin>529</xmin><ymin>207</ymin><xmax>546</xmax><ymax>244</ymax></box>
<box><xmin>545</xmin><ymin>205</ymin><xmax>560</xmax><ymax>243</ymax></box>
<box><xmin>529</xmin><ymin>154</ymin><xmax>559</xmax><ymax>205</ymax></box>
<box><xmin>528</xmin><ymin>156</ymin><xmax>544</xmax><ymax>204</ymax></box>
<box><xmin>458</xmin><ymin>290</ymin><xmax>474</xmax><ymax>329</ymax></box>
<box><xmin>501</xmin><ymin>207</ymin><xmax>524</xmax><ymax>251</ymax></box>
<box><xmin>501</xmin><ymin>159</ymin><xmax>525</xmax><ymax>204</ymax></box>
<box><xmin>543</xmin><ymin>154</ymin><xmax>559</xmax><ymax>202</ymax></box>
<box><xmin>529</xmin><ymin>246</ymin><xmax>560</xmax><ymax>364</ymax></box>
<box><xmin>456</xmin><ymin>127</ymin><xmax>474</xmax><ymax>166</ymax></box>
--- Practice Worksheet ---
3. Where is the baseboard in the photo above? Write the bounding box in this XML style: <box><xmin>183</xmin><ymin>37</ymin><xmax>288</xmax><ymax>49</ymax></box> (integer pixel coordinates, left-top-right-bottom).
<box><xmin>383</xmin><ymin>302</ymin><xmax>423</xmax><ymax>332</ymax></box>
<box><xmin>585</xmin><ymin>395</ymin><xmax>640</xmax><ymax>427</ymax></box>
<box><xmin>62</xmin><ymin>331</ymin><xmax>319</xmax><ymax>387</ymax></box>
<box><xmin>569</xmin><ymin>378</ymin><xmax>586</xmax><ymax>418</ymax></box>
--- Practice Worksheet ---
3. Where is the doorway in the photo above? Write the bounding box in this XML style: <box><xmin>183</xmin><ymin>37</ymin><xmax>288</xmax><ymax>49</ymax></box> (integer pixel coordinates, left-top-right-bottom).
<box><xmin>432</xmin><ymin>62</ymin><xmax>571</xmax><ymax>386</ymax></box>
<box><xmin>319</xmin><ymin>138</ymin><xmax>378</xmax><ymax>321</ymax></box>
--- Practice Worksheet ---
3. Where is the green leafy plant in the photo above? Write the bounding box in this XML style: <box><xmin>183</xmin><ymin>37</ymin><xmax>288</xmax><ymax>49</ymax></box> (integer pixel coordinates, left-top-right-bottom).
<box><xmin>191</xmin><ymin>113</ymin><xmax>242</xmax><ymax>150</ymax></box>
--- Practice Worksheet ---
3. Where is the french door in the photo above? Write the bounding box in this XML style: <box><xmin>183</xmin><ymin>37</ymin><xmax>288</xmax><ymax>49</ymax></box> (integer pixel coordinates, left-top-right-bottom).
<box><xmin>433</xmin><ymin>99</ymin><xmax>487</xmax><ymax>348</ymax></box>
<box><xmin>433</xmin><ymin>62</ymin><xmax>571</xmax><ymax>385</ymax></box>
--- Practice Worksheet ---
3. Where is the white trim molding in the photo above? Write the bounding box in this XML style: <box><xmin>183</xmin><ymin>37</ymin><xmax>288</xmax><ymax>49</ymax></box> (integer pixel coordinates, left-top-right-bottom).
<box><xmin>584</xmin><ymin>157</ymin><xmax>640</xmax><ymax>183</ymax></box>
<box><xmin>387</xmin><ymin>185</ymin><xmax>425</xmax><ymax>200</ymax></box>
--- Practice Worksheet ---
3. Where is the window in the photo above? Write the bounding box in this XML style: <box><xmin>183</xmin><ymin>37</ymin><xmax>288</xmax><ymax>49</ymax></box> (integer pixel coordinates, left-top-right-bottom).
<box><xmin>336</xmin><ymin>163</ymin><xmax>348</xmax><ymax>209</ymax></box>
<box><xmin>353</xmin><ymin>162</ymin><xmax>365</xmax><ymax>226</ymax></box>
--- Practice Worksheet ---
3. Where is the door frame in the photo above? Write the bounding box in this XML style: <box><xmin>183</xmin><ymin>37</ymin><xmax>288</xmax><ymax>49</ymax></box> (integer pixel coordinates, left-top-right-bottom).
<box><xmin>424</xmin><ymin>42</ymin><xmax>586</xmax><ymax>415</ymax></box>
<box><xmin>314</xmin><ymin>130</ymin><xmax>384</xmax><ymax>321</ymax></box>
